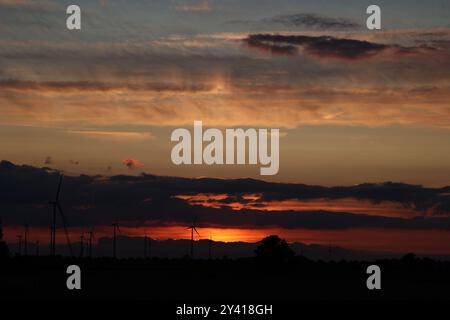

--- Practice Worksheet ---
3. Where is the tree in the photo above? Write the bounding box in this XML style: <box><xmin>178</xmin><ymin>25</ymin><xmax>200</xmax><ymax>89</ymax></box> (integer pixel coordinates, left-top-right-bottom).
<box><xmin>255</xmin><ymin>235</ymin><xmax>294</xmax><ymax>262</ymax></box>
<box><xmin>401</xmin><ymin>253</ymin><xmax>417</xmax><ymax>262</ymax></box>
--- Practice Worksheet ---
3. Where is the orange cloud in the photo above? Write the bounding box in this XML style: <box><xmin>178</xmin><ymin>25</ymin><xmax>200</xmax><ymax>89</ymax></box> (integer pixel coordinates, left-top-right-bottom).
<box><xmin>122</xmin><ymin>158</ymin><xmax>144</xmax><ymax>169</ymax></box>
<box><xmin>175</xmin><ymin>0</ymin><xmax>210</xmax><ymax>12</ymax></box>
<box><xmin>176</xmin><ymin>193</ymin><xmax>422</xmax><ymax>218</ymax></box>
<box><xmin>0</xmin><ymin>29</ymin><xmax>449</xmax><ymax>129</ymax></box>
<box><xmin>67</xmin><ymin>130</ymin><xmax>153</xmax><ymax>141</ymax></box>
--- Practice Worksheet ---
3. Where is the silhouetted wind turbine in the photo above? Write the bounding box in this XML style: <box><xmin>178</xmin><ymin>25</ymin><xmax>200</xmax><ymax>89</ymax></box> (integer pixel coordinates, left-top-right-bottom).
<box><xmin>148</xmin><ymin>235</ymin><xmax>151</xmax><ymax>259</ymax></box>
<box><xmin>208</xmin><ymin>234</ymin><xmax>213</xmax><ymax>260</ymax></box>
<box><xmin>23</xmin><ymin>224</ymin><xmax>29</xmax><ymax>256</ymax></box>
<box><xmin>79</xmin><ymin>234</ymin><xmax>84</xmax><ymax>258</ymax></box>
<box><xmin>112</xmin><ymin>222</ymin><xmax>121</xmax><ymax>259</ymax></box>
<box><xmin>35</xmin><ymin>240</ymin><xmax>40</xmax><ymax>256</ymax></box>
<box><xmin>86</xmin><ymin>229</ymin><xmax>94</xmax><ymax>258</ymax></box>
<box><xmin>187</xmin><ymin>218</ymin><xmax>200</xmax><ymax>258</ymax></box>
<box><xmin>49</xmin><ymin>174</ymin><xmax>73</xmax><ymax>256</ymax></box>
<box><xmin>328</xmin><ymin>243</ymin><xmax>332</xmax><ymax>261</ymax></box>
<box><xmin>17</xmin><ymin>235</ymin><xmax>22</xmax><ymax>255</ymax></box>
<box><xmin>144</xmin><ymin>231</ymin><xmax>148</xmax><ymax>258</ymax></box>
<box><xmin>48</xmin><ymin>227</ymin><xmax>52</xmax><ymax>254</ymax></box>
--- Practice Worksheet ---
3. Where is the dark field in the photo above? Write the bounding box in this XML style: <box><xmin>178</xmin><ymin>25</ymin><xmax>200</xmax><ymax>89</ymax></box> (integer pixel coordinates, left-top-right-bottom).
<box><xmin>1</xmin><ymin>255</ymin><xmax>449</xmax><ymax>300</ymax></box>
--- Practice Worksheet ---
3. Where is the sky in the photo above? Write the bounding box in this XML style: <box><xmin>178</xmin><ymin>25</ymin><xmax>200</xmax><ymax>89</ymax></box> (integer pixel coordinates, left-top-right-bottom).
<box><xmin>1</xmin><ymin>160</ymin><xmax>450</xmax><ymax>255</ymax></box>
<box><xmin>0</xmin><ymin>0</ymin><xmax>449</xmax><ymax>185</ymax></box>
<box><xmin>0</xmin><ymin>0</ymin><xmax>449</xmax><ymax>256</ymax></box>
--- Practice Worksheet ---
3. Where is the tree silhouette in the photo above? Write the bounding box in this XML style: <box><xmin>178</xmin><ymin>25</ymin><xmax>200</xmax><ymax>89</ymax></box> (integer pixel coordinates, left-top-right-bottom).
<box><xmin>0</xmin><ymin>218</ymin><xmax>10</xmax><ymax>258</ymax></box>
<box><xmin>255</xmin><ymin>235</ymin><xmax>294</xmax><ymax>262</ymax></box>
<box><xmin>401</xmin><ymin>253</ymin><xmax>417</xmax><ymax>262</ymax></box>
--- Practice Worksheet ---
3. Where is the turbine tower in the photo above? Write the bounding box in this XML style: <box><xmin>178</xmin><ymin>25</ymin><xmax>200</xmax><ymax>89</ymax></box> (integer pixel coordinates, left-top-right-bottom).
<box><xmin>187</xmin><ymin>218</ymin><xmax>200</xmax><ymax>258</ymax></box>
<box><xmin>328</xmin><ymin>243</ymin><xmax>332</xmax><ymax>261</ymax></box>
<box><xmin>23</xmin><ymin>224</ymin><xmax>29</xmax><ymax>256</ymax></box>
<box><xmin>17</xmin><ymin>235</ymin><xmax>22</xmax><ymax>255</ymax></box>
<box><xmin>144</xmin><ymin>232</ymin><xmax>148</xmax><ymax>258</ymax></box>
<box><xmin>208</xmin><ymin>235</ymin><xmax>213</xmax><ymax>260</ymax></box>
<box><xmin>86</xmin><ymin>230</ymin><xmax>94</xmax><ymax>258</ymax></box>
<box><xmin>49</xmin><ymin>174</ymin><xmax>73</xmax><ymax>256</ymax></box>
<box><xmin>112</xmin><ymin>222</ymin><xmax>120</xmax><ymax>259</ymax></box>
<box><xmin>79</xmin><ymin>234</ymin><xmax>84</xmax><ymax>258</ymax></box>
<box><xmin>148</xmin><ymin>235</ymin><xmax>151</xmax><ymax>259</ymax></box>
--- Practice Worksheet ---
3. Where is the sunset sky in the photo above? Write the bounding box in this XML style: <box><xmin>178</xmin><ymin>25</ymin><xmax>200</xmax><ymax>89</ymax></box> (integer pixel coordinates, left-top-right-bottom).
<box><xmin>1</xmin><ymin>0</ymin><xmax>450</xmax><ymax>185</ymax></box>
<box><xmin>1</xmin><ymin>0</ymin><xmax>450</xmax><ymax>256</ymax></box>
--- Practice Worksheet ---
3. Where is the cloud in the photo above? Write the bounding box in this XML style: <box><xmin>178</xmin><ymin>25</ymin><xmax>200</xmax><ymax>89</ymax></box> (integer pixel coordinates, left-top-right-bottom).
<box><xmin>243</xmin><ymin>34</ymin><xmax>399</xmax><ymax>59</ymax></box>
<box><xmin>175</xmin><ymin>0</ymin><xmax>210</xmax><ymax>12</ymax></box>
<box><xmin>0</xmin><ymin>0</ymin><xmax>25</xmax><ymax>5</ymax></box>
<box><xmin>0</xmin><ymin>161</ymin><xmax>449</xmax><ymax>231</ymax></box>
<box><xmin>267</xmin><ymin>13</ymin><xmax>360</xmax><ymax>30</ymax></box>
<box><xmin>0</xmin><ymin>0</ymin><xmax>42</xmax><ymax>6</ymax></box>
<box><xmin>0</xmin><ymin>31</ymin><xmax>449</xmax><ymax>129</ymax></box>
<box><xmin>229</xmin><ymin>13</ymin><xmax>360</xmax><ymax>30</ymax></box>
<box><xmin>0</xmin><ymin>79</ymin><xmax>215</xmax><ymax>94</ymax></box>
<box><xmin>68</xmin><ymin>130</ymin><xmax>153</xmax><ymax>141</ymax></box>
<box><xmin>122</xmin><ymin>159</ymin><xmax>144</xmax><ymax>169</ymax></box>
<box><xmin>0</xmin><ymin>0</ymin><xmax>58</xmax><ymax>11</ymax></box>
<box><xmin>2</xmin><ymin>85</ymin><xmax>450</xmax><ymax>129</ymax></box>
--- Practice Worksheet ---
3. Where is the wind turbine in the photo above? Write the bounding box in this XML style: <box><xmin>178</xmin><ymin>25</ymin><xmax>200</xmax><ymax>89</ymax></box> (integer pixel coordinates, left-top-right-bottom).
<box><xmin>48</xmin><ymin>227</ymin><xmax>52</xmax><ymax>253</ymax></box>
<box><xmin>86</xmin><ymin>229</ymin><xmax>94</xmax><ymax>258</ymax></box>
<box><xmin>187</xmin><ymin>218</ymin><xmax>200</xmax><ymax>258</ymax></box>
<box><xmin>148</xmin><ymin>235</ymin><xmax>151</xmax><ymax>259</ymax></box>
<box><xmin>35</xmin><ymin>240</ymin><xmax>40</xmax><ymax>256</ymax></box>
<box><xmin>112</xmin><ymin>222</ymin><xmax>121</xmax><ymax>259</ymax></box>
<box><xmin>23</xmin><ymin>224</ymin><xmax>29</xmax><ymax>256</ymax></box>
<box><xmin>79</xmin><ymin>234</ymin><xmax>84</xmax><ymax>258</ymax></box>
<box><xmin>144</xmin><ymin>231</ymin><xmax>148</xmax><ymax>258</ymax></box>
<box><xmin>142</xmin><ymin>231</ymin><xmax>152</xmax><ymax>259</ymax></box>
<box><xmin>328</xmin><ymin>243</ymin><xmax>332</xmax><ymax>261</ymax></box>
<box><xmin>17</xmin><ymin>235</ymin><xmax>22</xmax><ymax>255</ymax></box>
<box><xmin>208</xmin><ymin>234</ymin><xmax>213</xmax><ymax>260</ymax></box>
<box><xmin>48</xmin><ymin>174</ymin><xmax>73</xmax><ymax>257</ymax></box>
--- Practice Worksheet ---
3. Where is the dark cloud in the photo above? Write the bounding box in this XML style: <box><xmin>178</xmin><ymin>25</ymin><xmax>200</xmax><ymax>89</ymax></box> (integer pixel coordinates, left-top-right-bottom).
<box><xmin>1</xmin><ymin>161</ymin><xmax>450</xmax><ymax>231</ymax></box>
<box><xmin>266</xmin><ymin>13</ymin><xmax>360</xmax><ymax>30</ymax></box>
<box><xmin>228</xmin><ymin>13</ymin><xmax>360</xmax><ymax>30</ymax></box>
<box><xmin>243</xmin><ymin>34</ymin><xmax>392</xmax><ymax>59</ymax></box>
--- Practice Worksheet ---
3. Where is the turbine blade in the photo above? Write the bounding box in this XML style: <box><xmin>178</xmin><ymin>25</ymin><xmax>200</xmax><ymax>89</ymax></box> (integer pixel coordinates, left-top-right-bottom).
<box><xmin>55</xmin><ymin>174</ymin><xmax>63</xmax><ymax>201</ymax></box>
<box><xmin>57</xmin><ymin>203</ymin><xmax>73</xmax><ymax>257</ymax></box>
<box><xmin>194</xmin><ymin>227</ymin><xmax>200</xmax><ymax>237</ymax></box>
